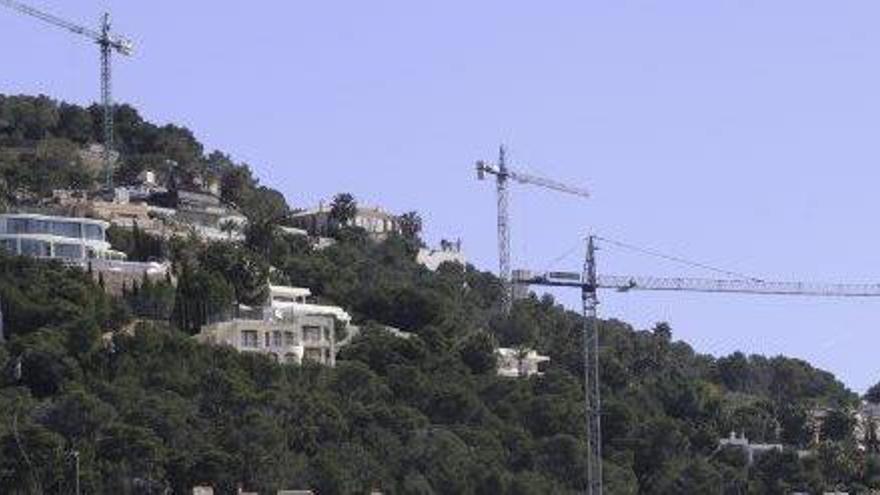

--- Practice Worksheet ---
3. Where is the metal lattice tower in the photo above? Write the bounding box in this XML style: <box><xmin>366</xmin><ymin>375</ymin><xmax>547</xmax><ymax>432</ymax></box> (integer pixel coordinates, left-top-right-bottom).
<box><xmin>514</xmin><ymin>235</ymin><xmax>880</xmax><ymax>495</ymax></box>
<box><xmin>495</xmin><ymin>146</ymin><xmax>512</xmax><ymax>312</ymax></box>
<box><xmin>475</xmin><ymin>145</ymin><xmax>590</xmax><ymax>313</ymax></box>
<box><xmin>582</xmin><ymin>236</ymin><xmax>602</xmax><ymax>495</ymax></box>
<box><xmin>1</xmin><ymin>1</ymin><xmax>133</xmax><ymax>189</ymax></box>
<box><xmin>99</xmin><ymin>12</ymin><xmax>114</xmax><ymax>189</ymax></box>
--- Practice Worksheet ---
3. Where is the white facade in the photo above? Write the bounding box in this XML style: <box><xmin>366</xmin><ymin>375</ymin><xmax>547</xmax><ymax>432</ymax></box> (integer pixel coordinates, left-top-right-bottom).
<box><xmin>717</xmin><ymin>432</ymin><xmax>783</xmax><ymax>465</ymax></box>
<box><xmin>496</xmin><ymin>347</ymin><xmax>550</xmax><ymax>377</ymax></box>
<box><xmin>289</xmin><ymin>203</ymin><xmax>400</xmax><ymax>238</ymax></box>
<box><xmin>417</xmin><ymin>240</ymin><xmax>466</xmax><ymax>271</ymax></box>
<box><xmin>0</xmin><ymin>213</ymin><xmax>124</xmax><ymax>261</ymax></box>
<box><xmin>196</xmin><ymin>286</ymin><xmax>352</xmax><ymax>366</ymax></box>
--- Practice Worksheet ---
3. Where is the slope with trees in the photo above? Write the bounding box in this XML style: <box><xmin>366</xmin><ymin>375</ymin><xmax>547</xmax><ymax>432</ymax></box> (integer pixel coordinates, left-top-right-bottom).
<box><xmin>0</xmin><ymin>94</ymin><xmax>874</xmax><ymax>494</ymax></box>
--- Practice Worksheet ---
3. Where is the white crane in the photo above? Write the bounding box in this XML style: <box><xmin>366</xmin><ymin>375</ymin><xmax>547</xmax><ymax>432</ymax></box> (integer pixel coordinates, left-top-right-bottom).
<box><xmin>476</xmin><ymin>145</ymin><xmax>590</xmax><ymax>313</ymax></box>
<box><xmin>1</xmin><ymin>0</ymin><xmax>134</xmax><ymax>188</ymax></box>
<box><xmin>515</xmin><ymin>235</ymin><xmax>880</xmax><ymax>495</ymax></box>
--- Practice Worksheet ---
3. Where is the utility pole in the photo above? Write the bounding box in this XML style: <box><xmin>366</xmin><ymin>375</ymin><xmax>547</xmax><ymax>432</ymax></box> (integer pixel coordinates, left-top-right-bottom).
<box><xmin>73</xmin><ymin>450</ymin><xmax>80</xmax><ymax>495</ymax></box>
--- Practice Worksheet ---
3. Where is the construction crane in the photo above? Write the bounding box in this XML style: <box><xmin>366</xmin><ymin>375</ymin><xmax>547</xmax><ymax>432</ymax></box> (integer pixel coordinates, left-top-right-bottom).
<box><xmin>475</xmin><ymin>145</ymin><xmax>590</xmax><ymax>313</ymax></box>
<box><xmin>514</xmin><ymin>235</ymin><xmax>880</xmax><ymax>495</ymax></box>
<box><xmin>1</xmin><ymin>0</ymin><xmax>134</xmax><ymax>189</ymax></box>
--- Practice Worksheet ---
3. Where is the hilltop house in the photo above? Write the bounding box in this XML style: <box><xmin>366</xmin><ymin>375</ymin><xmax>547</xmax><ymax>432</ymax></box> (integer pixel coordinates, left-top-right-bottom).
<box><xmin>289</xmin><ymin>202</ymin><xmax>400</xmax><ymax>240</ymax></box>
<box><xmin>0</xmin><ymin>212</ymin><xmax>169</xmax><ymax>293</ymax></box>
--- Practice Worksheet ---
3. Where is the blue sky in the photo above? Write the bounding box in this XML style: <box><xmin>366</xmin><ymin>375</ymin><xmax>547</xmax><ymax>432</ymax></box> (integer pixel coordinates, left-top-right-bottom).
<box><xmin>3</xmin><ymin>1</ymin><xmax>880</xmax><ymax>391</ymax></box>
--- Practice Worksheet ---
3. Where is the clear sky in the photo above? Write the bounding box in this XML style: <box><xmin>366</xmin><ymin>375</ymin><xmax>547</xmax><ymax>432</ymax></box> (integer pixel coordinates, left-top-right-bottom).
<box><xmin>3</xmin><ymin>1</ymin><xmax>880</xmax><ymax>391</ymax></box>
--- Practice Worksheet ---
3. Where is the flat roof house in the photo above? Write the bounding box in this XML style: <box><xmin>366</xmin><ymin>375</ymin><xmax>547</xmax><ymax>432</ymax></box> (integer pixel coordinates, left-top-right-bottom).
<box><xmin>0</xmin><ymin>212</ymin><xmax>170</xmax><ymax>294</ymax></box>
<box><xmin>289</xmin><ymin>203</ymin><xmax>400</xmax><ymax>240</ymax></box>
<box><xmin>196</xmin><ymin>285</ymin><xmax>352</xmax><ymax>366</ymax></box>
<box><xmin>0</xmin><ymin>212</ymin><xmax>124</xmax><ymax>261</ymax></box>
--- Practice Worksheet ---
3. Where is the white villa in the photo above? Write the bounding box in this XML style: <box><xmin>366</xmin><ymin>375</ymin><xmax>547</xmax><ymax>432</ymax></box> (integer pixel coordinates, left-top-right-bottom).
<box><xmin>496</xmin><ymin>347</ymin><xmax>551</xmax><ymax>378</ymax></box>
<box><xmin>0</xmin><ymin>212</ymin><xmax>125</xmax><ymax>260</ymax></box>
<box><xmin>717</xmin><ymin>432</ymin><xmax>783</xmax><ymax>465</ymax></box>
<box><xmin>0</xmin><ymin>212</ymin><xmax>170</xmax><ymax>294</ymax></box>
<box><xmin>196</xmin><ymin>285</ymin><xmax>352</xmax><ymax>366</ymax></box>
<box><xmin>289</xmin><ymin>202</ymin><xmax>400</xmax><ymax>239</ymax></box>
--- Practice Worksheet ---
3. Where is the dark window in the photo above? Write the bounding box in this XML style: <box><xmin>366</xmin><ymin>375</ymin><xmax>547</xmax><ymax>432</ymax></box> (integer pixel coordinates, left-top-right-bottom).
<box><xmin>20</xmin><ymin>239</ymin><xmax>50</xmax><ymax>257</ymax></box>
<box><xmin>52</xmin><ymin>221</ymin><xmax>81</xmax><ymax>238</ymax></box>
<box><xmin>84</xmin><ymin>224</ymin><xmax>104</xmax><ymax>241</ymax></box>
<box><xmin>54</xmin><ymin>244</ymin><xmax>83</xmax><ymax>259</ymax></box>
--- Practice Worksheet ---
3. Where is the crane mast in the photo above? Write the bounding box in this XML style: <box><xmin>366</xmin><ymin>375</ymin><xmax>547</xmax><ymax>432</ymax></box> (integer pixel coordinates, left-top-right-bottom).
<box><xmin>1</xmin><ymin>0</ymin><xmax>133</xmax><ymax>189</ymax></box>
<box><xmin>476</xmin><ymin>145</ymin><xmax>590</xmax><ymax>313</ymax></box>
<box><xmin>513</xmin><ymin>235</ymin><xmax>880</xmax><ymax>495</ymax></box>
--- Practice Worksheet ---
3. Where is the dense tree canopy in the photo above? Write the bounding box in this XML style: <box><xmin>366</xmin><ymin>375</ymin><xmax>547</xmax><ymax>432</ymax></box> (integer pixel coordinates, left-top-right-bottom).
<box><xmin>0</xmin><ymin>94</ymin><xmax>873</xmax><ymax>494</ymax></box>
<box><xmin>0</xmin><ymin>94</ymin><xmax>289</xmax><ymax>221</ymax></box>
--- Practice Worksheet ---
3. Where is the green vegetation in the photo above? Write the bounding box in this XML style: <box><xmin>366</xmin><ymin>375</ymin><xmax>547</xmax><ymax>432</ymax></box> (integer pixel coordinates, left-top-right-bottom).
<box><xmin>0</xmin><ymin>94</ymin><xmax>288</xmax><ymax>220</ymax></box>
<box><xmin>0</xmin><ymin>94</ymin><xmax>876</xmax><ymax>493</ymax></box>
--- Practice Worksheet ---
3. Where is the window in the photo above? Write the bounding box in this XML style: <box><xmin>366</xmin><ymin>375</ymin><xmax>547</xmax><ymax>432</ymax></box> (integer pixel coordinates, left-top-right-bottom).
<box><xmin>30</xmin><ymin>219</ymin><xmax>50</xmax><ymax>234</ymax></box>
<box><xmin>54</xmin><ymin>243</ymin><xmax>83</xmax><ymax>259</ymax></box>
<box><xmin>241</xmin><ymin>330</ymin><xmax>258</xmax><ymax>348</ymax></box>
<box><xmin>264</xmin><ymin>332</ymin><xmax>270</xmax><ymax>347</ymax></box>
<box><xmin>84</xmin><ymin>224</ymin><xmax>104</xmax><ymax>241</ymax></box>
<box><xmin>0</xmin><ymin>239</ymin><xmax>16</xmax><ymax>254</ymax></box>
<box><xmin>7</xmin><ymin>218</ymin><xmax>28</xmax><ymax>234</ymax></box>
<box><xmin>272</xmin><ymin>331</ymin><xmax>282</xmax><ymax>347</ymax></box>
<box><xmin>304</xmin><ymin>348</ymin><xmax>323</xmax><ymax>362</ymax></box>
<box><xmin>20</xmin><ymin>239</ymin><xmax>50</xmax><ymax>257</ymax></box>
<box><xmin>284</xmin><ymin>331</ymin><xmax>295</xmax><ymax>346</ymax></box>
<box><xmin>52</xmin><ymin>221</ymin><xmax>81</xmax><ymax>238</ymax></box>
<box><xmin>303</xmin><ymin>326</ymin><xmax>321</xmax><ymax>343</ymax></box>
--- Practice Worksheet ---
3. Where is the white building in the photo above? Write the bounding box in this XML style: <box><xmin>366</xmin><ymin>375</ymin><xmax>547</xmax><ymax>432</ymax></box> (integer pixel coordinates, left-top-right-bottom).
<box><xmin>196</xmin><ymin>286</ymin><xmax>352</xmax><ymax>366</ymax></box>
<box><xmin>289</xmin><ymin>202</ymin><xmax>400</xmax><ymax>239</ymax></box>
<box><xmin>0</xmin><ymin>212</ymin><xmax>124</xmax><ymax>260</ymax></box>
<box><xmin>496</xmin><ymin>347</ymin><xmax>550</xmax><ymax>378</ymax></box>
<box><xmin>417</xmin><ymin>239</ymin><xmax>466</xmax><ymax>271</ymax></box>
<box><xmin>0</xmin><ymin>212</ymin><xmax>171</xmax><ymax>294</ymax></box>
<box><xmin>717</xmin><ymin>432</ymin><xmax>783</xmax><ymax>465</ymax></box>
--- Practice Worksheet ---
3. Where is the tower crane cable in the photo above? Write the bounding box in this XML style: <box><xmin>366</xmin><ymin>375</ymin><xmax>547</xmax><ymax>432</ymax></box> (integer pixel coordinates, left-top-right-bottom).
<box><xmin>593</xmin><ymin>234</ymin><xmax>762</xmax><ymax>282</ymax></box>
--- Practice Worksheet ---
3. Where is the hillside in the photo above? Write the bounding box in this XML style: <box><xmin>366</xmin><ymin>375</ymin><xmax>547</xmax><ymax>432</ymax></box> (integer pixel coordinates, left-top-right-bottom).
<box><xmin>0</xmin><ymin>95</ymin><xmax>876</xmax><ymax>494</ymax></box>
<box><xmin>0</xmin><ymin>94</ymin><xmax>287</xmax><ymax>221</ymax></box>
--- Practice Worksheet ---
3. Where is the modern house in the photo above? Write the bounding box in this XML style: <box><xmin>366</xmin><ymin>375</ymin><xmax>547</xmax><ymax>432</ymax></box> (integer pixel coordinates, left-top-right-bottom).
<box><xmin>0</xmin><ymin>212</ymin><xmax>170</xmax><ymax>294</ymax></box>
<box><xmin>289</xmin><ymin>202</ymin><xmax>400</xmax><ymax>239</ymax></box>
<box><xmin>496</xmin><ymin>347</ymin><xmax>551</xmax><ymax>378</ymax></box>
<box><xmin>0</xmin><ymin>212</ymin><xmax>124</xmax><ymax>260</ymax></box>
<box><xmin>195</xmin><ymin>285</ymin><xmax>352</xmax><ymax>366</ymax></box>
